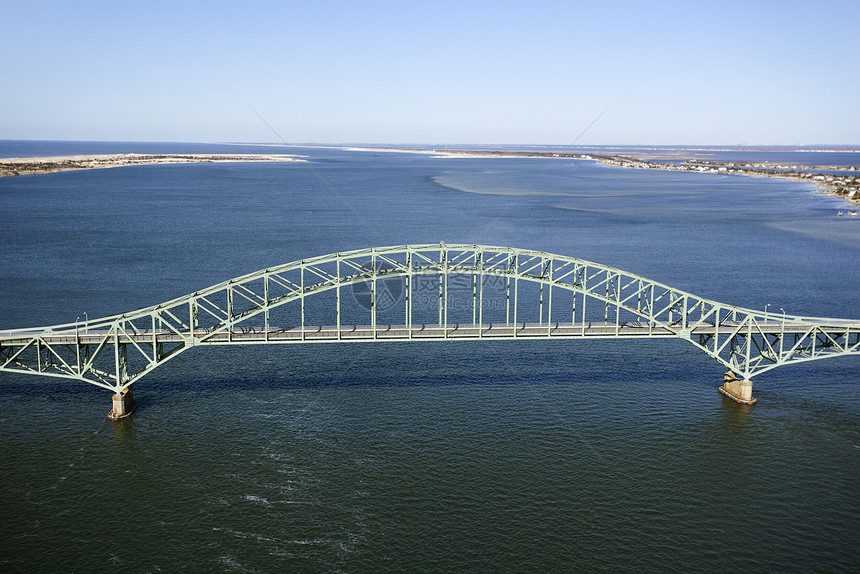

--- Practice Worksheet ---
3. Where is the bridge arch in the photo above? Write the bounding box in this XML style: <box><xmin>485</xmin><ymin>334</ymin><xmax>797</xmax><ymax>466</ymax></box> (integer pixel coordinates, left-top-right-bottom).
<box><xmin>2</xmin><ymin>243</ymin><xmax>858</xmax><ymax>415</ymax></box>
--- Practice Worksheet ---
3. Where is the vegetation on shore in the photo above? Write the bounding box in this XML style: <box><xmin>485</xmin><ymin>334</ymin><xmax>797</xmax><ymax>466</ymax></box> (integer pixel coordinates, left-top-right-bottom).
<box><xmin>0</xmin><ymin>153</ymin><xmax>304</xmax><ymax>177</ymax></box>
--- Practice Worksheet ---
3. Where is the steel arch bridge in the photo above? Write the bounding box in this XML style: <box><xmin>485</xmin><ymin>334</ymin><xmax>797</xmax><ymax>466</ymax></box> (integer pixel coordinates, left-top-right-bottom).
<box><xmin>2</xmin><ymin>242</ymin><xmax>859</xmax><ymax>416</ymax></box>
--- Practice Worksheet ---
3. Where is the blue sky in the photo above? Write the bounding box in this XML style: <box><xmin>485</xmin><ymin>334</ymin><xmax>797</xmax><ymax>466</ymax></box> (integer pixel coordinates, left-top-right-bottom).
<box><xmin>2</xmin><ymin>0</ymin><xmax>858</xmax><ymax>145</ymax></box>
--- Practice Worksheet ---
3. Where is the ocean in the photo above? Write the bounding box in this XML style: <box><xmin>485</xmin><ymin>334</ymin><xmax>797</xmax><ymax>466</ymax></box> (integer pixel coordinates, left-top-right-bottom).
<box><xmin>0</xmin><ymin>142</ymin><xmax>858</xmax><ymax>572</ymax></box>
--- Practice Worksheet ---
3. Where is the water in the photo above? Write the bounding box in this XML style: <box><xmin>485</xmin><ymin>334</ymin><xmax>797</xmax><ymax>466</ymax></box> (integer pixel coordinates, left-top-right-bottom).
<box><xmin>1</xmin><ymin>142</ymin><xmax>858</xmax><ymax>571</ymax></box>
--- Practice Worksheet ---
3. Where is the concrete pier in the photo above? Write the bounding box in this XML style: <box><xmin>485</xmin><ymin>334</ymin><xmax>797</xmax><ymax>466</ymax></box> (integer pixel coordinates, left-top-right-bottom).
<box><xmin>719</xmin><ymin>372</ymin><xmax>757</xmax><ymax>405</ymax></box>
<box><xmin>108</xmin><ymin>385</ymin><xmax>137</xmax><ymax>419</ymax></box>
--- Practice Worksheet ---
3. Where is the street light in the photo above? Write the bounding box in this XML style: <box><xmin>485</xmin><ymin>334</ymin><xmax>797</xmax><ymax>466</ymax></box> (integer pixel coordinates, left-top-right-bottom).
<box><xmin>764</xmin><ymin>303</ymin><xmax>771</xmax><ymax>322</ymax></box>
<box><xmin>74</xmin><ymin>316</ymin><xmax>81</xmax><ymax>372</ymax></box>
<box><xmin>779</xmin><ymin>308</ymin><xmax>786</xmax><ymax>357</ymax></box>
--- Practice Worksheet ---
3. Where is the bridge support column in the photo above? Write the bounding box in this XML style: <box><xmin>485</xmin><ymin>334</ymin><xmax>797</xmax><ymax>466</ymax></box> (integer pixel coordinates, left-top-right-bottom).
<box><xmin>108</xmin><ymin>385</ymin><xmax>137</xmax><ymax>420</ymax></box>
<box><xmin>719</xmin><ymin>372</ymin><xmax>757</xmax><ymax>405</ymax></box>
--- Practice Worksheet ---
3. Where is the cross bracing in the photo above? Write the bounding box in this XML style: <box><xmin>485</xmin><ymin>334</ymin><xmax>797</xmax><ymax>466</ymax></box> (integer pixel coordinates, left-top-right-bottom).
<box><xmin>1</xmin><ymin>242</ymin><xmax>858</xmax><ymax>394</ymax></box>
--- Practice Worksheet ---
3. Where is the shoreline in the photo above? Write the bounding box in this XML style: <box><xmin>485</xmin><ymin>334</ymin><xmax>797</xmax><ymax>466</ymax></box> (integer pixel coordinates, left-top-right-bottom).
<box><xmin>0</xmin><ymin>153</ymin><xmax>306</xmax><ymax>177</ymax></box>
<box><xmin>584</xmin><ymin>154</ymin><xmax>860</xmax><ymax>207</ymax></box>
<box><xmin>2</xmin><ymin>147</ymin><xmax>857</xmax><ymax>209</ymax></box>
<box><xmin>341</xmin><ymin>146</ymin><xmax>860</xmax><ymax>207</ymax></box>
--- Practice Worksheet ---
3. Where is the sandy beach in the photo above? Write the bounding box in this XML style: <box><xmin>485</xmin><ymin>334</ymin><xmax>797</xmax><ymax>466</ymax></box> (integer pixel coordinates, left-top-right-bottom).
<box><xmin>342</xmin><ymin>146</ymin><xmax>574</xmax><ymax>159</ymax></box>
<box><xmin>0</xmin><ymin>153</ymin><xmax>306</xmax><ymax>177</ymax></box>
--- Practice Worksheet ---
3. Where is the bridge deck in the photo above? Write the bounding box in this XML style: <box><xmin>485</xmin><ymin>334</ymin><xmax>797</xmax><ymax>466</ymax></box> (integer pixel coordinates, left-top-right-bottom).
<box><xmin>1</xmin><ymin>321</ymin><xmax>835</xmax><ymax>347</ymax></box>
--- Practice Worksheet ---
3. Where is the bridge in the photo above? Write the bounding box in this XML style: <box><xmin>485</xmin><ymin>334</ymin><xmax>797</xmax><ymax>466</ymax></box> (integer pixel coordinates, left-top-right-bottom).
<box><xmin>1</xmin><ymin>243</ymin><xmax>858</xmax><ymax>418</ymax></box>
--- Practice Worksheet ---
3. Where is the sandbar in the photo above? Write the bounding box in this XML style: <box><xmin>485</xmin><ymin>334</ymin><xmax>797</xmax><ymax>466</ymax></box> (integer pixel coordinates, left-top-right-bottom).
<box><xmin>0</xmin><ymin>153</ymin><xmax>306</xmax><ymax>177</ymax></box>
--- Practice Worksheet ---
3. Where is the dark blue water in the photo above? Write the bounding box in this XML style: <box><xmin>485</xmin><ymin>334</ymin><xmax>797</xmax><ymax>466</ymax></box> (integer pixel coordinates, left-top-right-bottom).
<box><xmin>1</xmin><ymin>143</ymin><xmax>858</xmax><ymax>572</ymax></box>
<box><xmin>0</xmin><ymin>139</ymin><xmax>300</xmax><ymax>158</ymax></box>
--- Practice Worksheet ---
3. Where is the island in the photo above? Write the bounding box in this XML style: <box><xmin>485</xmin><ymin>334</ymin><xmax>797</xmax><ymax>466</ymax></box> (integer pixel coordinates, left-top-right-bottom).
<box><xmin>0</xmin><ymin>153</ymin><xmax>305</xmax><ymax>177</ymax></box>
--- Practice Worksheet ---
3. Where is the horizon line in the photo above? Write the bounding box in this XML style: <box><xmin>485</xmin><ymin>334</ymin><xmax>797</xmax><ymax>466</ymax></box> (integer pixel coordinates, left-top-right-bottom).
<box><xmin>2</xmin><ymin>138</ymin><xmax>860</xmax><ymax>150</ymax></box>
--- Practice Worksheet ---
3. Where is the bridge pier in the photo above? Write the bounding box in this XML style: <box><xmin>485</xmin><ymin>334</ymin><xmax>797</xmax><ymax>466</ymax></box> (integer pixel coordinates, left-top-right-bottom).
<box><xmin>108</xmin><ymin>385</ymin><xmax>137</xmax><ymax>420</ymax></box>
<box><xmin>719</xmin><ymin>372</ymin><xmax>757</xmax><ymax>405</ymax></box>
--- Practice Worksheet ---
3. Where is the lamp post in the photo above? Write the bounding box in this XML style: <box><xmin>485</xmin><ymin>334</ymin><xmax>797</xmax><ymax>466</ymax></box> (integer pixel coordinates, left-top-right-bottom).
<box><xmin>75</xmin><ymin>316</ymin><xmax>81</xmax><ymax>372</ymax></box>
<box><xmin>764</xmin><ymin>303</ymin><xmax>771</xmax><ymax>322</ymax></box>
<box><xmin>779</xmin><ymin>308</ymin><xmax>786</xmax><ymax>358</ymax></box>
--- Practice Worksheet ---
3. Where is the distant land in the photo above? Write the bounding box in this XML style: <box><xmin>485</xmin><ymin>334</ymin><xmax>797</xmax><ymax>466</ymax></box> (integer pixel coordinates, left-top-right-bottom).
<box><xmin>0</xmin><ymin>153</ymin><xmax>305</xmax><ymax>177</ymax></box>
<box><xmin>342</xmin><ymin>145</ymin><xmax>860</xmax><ymax>207</ymax></box>
<box><xmin>1</xmin><ymin>145</ymin><xmax>857</xmax><ymax>208</ymax></box>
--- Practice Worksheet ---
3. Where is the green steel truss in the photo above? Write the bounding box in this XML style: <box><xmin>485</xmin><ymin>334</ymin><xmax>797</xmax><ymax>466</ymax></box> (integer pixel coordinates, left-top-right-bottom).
<box><xmin>1</xmin><ymin>242</ymin><xmax>858</xmax><ymax>393</ymax></box>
